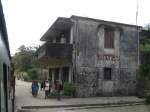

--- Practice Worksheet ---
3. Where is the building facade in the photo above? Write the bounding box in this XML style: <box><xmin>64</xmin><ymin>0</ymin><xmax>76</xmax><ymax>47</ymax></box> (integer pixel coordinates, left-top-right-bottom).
<box><xmin>36</xmin><ymin>15</ymin><xmax>139</xmax><ymax>97</ymax></box>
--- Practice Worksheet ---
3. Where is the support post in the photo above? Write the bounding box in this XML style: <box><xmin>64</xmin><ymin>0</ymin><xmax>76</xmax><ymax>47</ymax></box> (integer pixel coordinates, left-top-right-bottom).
<box><xmin>59</xmin><ymin>68</ymin><xmax>62</xmax><ymax>82</ymax></box>
<box><xmin>52</xmin><ymin>69</ymin><xmax>55</xmax><ymax>83</ymax></box>
<box><xmin>69</xmin><ymin>67</ymin><xmax>72</xmax><ymax>83</ymax></box>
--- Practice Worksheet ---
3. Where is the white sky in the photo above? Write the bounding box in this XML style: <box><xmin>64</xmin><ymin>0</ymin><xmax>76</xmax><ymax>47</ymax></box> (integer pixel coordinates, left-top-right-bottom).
<box><xmin>1</xmin><ymin>0</ymin><xmax>150</xmax><ymax>55</ymax></box>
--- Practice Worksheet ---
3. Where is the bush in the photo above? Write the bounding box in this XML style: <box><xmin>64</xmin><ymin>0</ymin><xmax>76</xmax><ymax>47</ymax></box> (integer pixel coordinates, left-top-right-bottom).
<box><xmin>63</xmin><ymin>82</ymin><xmax>76</xmax><ymax>96</ymax></box>
<box><xmin>28</xmin><ymin>68</ymin><xmax>38</xmax><ymax>80</ymax></box>
<box><xmin>23</xmin><ymin>75</ymin><xmax>30</xmax><ymax>81</ymax></box>
<box><xmin>145</xmin><ymin>94</ymin><xmax>150</xmax><ymax>104</ymax></box>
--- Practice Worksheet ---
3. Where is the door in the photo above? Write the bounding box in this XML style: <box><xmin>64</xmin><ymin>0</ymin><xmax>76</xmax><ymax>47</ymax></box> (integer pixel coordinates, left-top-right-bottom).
<box><xmin>3</xmin><ymin>64</ymin><xmax>8</xmax><ymax>112</ymax></box>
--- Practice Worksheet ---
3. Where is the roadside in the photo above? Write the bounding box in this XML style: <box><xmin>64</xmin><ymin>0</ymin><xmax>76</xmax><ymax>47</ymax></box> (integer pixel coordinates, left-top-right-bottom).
<box><xmin>16</xmin><ymin>80</ymin><xmax>146</xmax><ymax>112</ymax></box>
<box><xmin>30</xmin><ymin>104</ymin><xmax>150</xmax><ymax>112</ymax></box>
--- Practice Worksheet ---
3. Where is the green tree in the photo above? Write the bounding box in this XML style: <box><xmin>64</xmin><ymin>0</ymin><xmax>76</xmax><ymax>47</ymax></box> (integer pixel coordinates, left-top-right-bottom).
<box><xmin>140</xmin><ymin>26</ymin><xmax>150</xmax><ymax>52</ymax></box>
<box><xmin>138</xmin><ymin>26</ymin><xmax>150</xmax><ymax>97</ymax></box>
<box><xmin>12</xmin><ymin>45</ymin><xmax>36</xmax><ymax>71</ymax></box>
<box><xmin>12</xmin><ymin>45</ymin><xmax>40</xmax><ymax>81</ymax></box>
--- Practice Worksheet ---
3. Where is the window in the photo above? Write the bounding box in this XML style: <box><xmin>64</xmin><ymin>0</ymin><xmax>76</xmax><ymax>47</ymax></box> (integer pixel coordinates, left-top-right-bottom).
<box><xmin>104</xmin><ymin>28</ymin><xmax>114</xmax><ymax>48</ymax></box>
<box><xmin>104</xmin><ymin>67</ymin><xmax>112</xmax><ymax>80</ymax></box>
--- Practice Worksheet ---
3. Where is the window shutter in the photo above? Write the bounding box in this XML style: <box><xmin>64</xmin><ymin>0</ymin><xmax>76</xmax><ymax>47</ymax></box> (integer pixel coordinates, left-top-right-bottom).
<box><xmin>104</xmin><ymin>28</ymin><xmax>114</xmax><ymax>48</ymax></box>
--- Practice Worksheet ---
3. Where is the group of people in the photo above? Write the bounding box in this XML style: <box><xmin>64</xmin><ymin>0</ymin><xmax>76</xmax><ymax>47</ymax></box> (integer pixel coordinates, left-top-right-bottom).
<box><xmin>31</xmin><ymin>80</ymin><xmax>63</xmax><ymax>101</ymax></box>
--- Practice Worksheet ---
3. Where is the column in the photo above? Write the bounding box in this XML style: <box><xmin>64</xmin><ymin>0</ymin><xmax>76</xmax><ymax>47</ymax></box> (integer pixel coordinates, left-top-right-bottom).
<box><xmin>48</xmin><ymin>68</ymin><xmax>52</xmax><ymax>82</ymax></box>
<box><xmin>68</xmin><ymin>67</ymin><xmax>72</xmax><ymax>83</ymax></box>
<box><xmin>46</xmin><ymin>70</ymin><xmax>49</xmax><ymax>79</ymax></box>
<box><xmin>53</xmin><ymin>38</ymin><xmax>56</xmax><ymax>43</ymax></box>
<box><xmin>47</xmin><ymin>66</ymin><xmax>50</xmax><ymax>80</ymax></box>
<box><xmin>52</xmin><ymin>69</ymin><xmax>55</xmax><ymax>83</ymax></box>
<box><xmin>59</xmin><ymin>68</ymin><xmax>62</xmax><ymax>82</ymax></box>
<box><xmin>70</xmin><ymin>27</ymin><xmax>73</xmax><ymax>44</ymax></box>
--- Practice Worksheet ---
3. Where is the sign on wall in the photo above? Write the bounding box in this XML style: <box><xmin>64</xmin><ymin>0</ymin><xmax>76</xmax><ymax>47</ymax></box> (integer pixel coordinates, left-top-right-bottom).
<box><xmin>97</xmin><ymin>54</ymin><xmax>119</xmax><ymax>61</ymax></box>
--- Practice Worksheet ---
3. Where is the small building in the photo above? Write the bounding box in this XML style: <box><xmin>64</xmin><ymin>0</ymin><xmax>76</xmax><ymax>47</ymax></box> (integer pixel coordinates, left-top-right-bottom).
<box><xmin>36</xmin><ymin>15</ymin><xmax>140</xmax><ymax>97</ymax></box>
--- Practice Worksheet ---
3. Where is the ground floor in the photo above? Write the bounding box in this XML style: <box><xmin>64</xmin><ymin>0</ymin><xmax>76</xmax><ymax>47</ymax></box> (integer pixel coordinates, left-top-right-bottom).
<box><xmin>75</xmin><ymin>67</ymin><xmax>137</xmax><ymax>97</ymax></box>
<box><xmin>42</xmin><ymin>66</ymin><xmax>137</xmax><ymax>97</ymax></box>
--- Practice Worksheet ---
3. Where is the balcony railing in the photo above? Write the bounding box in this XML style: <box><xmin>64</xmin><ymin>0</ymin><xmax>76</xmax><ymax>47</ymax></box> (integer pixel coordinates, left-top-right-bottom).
<box><xmin>36</xmin><ymin>42</ymin><xmax>73</xmax><ymax>67</ymax></box>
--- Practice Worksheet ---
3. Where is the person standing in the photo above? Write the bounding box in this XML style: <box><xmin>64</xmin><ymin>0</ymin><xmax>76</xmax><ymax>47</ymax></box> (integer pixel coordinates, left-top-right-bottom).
<box><xmin>31</xmin><ymin>80</ymin><xmax>39</xmax><ymax>97</ymax></box>
<box><xmin>44</xmin><ymin>80</ymin><xmax>49</xmax><ymax>99</ymax></box>
<box><xmin>38</xmin><ymin>82</ymin><xmax>41</xmax><ymax>92</ymax></box>
<box><xmin>55</xmin><ymin>80</ymin><xmax>63</xmax><ymax>101</ymax></box>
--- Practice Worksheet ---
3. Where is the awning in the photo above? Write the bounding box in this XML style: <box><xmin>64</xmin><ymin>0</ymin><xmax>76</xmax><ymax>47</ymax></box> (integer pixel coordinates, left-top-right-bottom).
<box><xmin>40</xmin><ymin>17</ymin><xmax>73</xmax><ymax>41</ymax></box>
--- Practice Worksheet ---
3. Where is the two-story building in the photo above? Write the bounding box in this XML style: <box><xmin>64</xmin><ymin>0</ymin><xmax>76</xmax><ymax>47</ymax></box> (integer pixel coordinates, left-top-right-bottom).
<box><xmin>36</xmin><ymin>15</ymin><xmax>140</xmax><ymax>97</ymax></box>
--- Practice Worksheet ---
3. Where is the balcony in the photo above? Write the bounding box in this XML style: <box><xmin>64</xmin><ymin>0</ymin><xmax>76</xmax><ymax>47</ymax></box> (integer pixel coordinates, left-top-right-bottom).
<box><xmin>36</xmin><ymin>43</ymin><xmax>73</xmax><ymax>67</ymax></box>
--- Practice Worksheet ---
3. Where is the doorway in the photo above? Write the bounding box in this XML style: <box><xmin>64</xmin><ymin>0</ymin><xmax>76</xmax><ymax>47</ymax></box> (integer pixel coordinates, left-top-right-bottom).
<box><xmin>3</xmin><ymin>63</ymin><xmax>8</xmax><ymax>112</ymax></box>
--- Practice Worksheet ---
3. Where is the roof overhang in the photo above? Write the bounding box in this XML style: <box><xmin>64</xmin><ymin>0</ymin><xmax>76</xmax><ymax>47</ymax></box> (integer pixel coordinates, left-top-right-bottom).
<box><xmin>40</xmin><ymin>17</ymin><xmax>73</xmax><ymax>41</ymax></box>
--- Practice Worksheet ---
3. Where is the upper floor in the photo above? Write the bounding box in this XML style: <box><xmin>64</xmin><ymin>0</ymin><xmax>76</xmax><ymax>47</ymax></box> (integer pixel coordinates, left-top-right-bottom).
<box><xmin>36</xmin><ymin>15</ymin><xmax>141</xmax><ymax>68</ymax></box>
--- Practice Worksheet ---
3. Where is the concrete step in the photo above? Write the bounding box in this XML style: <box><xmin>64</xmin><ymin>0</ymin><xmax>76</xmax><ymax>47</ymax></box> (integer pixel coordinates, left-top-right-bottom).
<box><xmin>17</xmin><ymin>109</ymin><xmax>31</xmax><ymax>112</ymax></box>
<box><xmin>66</xmin><ymin>102</ymin><xmax>145</xmax><ymax>111</ymax></box>
<box><xmin>21</xmin><ymin>101</ymin><xmax>145</xmax><ymax>109</ymax></box>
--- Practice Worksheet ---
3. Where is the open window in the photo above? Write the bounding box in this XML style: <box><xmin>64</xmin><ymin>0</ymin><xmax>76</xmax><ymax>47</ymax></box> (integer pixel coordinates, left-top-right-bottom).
<box><xmin>104</xmin><ymin>67</ymin><xmax>112</xmax><ymax>80</ymax></box>
<box><xmin>104</xmin><ymin>28</ymin><xmax>114</xmax><ymax>49</ymax></box>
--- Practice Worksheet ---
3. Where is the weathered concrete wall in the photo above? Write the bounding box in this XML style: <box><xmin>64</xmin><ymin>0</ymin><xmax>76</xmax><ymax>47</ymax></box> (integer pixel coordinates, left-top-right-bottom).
<box><xmin>119</xmin><ymin>26</ymin><xmax>138</xmax><ymax>96</ymax></box>
<box><xmin>71</xmin><ymin>17</ymin><xmax>138</xmax><ymax>97</ymax></box>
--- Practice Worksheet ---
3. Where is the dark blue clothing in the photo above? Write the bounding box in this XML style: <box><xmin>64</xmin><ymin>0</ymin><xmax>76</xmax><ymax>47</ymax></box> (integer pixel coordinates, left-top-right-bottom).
<box><xmin>32</xmin><ymin>83</ymin><xmax>39</xmax><ymax>95</ymax></box>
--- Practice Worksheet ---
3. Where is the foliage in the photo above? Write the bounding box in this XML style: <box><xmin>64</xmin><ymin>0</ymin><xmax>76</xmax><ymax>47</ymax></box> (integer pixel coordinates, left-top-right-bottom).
<box><xmin>140</xmin><ymin>38</ymin><xmax>150</xmax><ymax>52</ymax></box>
<box><xmin>137</xmin><ymin>75</ymin><xmax>150</xmax><ymax>97</ymax></box>
<box><xmin>140</xmin><ymin>28</ymin><xmax>150</xmax><ymax>77</ymax></box>
<box><xmin>27</xmin><ymin>68</ymin><xmax>39</xmax><ymax>80</ymax></box>
<box><xmin>138</xmin><ymin>27</ymin><xmax>150</xmax><ymax>97</ymax></box>
<box><xmin>140</xmin><ymin>63</ymin><xmax>150</xmax><ymax>78</ymax></box>
<box><xmin>140</xmin><ymin>29</ymin><xmax>150</xmax><ymax>39</ymax></box>
<box><xmin>140</xmin><ymin>44</ymin><xmax>150</xmax><ymax>52</ymax></box>
<box><xmin>23</xmin><ymin>74</ymin><xmax>30</xmax><ymax>81</ymax></box>
<box><xmin>140</xmin><ymin>29</ymin><xmax>150</xmax><ymax>52</ymax></box>
<box><xmin>63</xmin><ymin>82</ymin><xmax>76</xmax><ymax>96</ymax></box>
<box><xmin>12</xmin><ymin>45</ymin><xmax>41</xmax><ymax>81</ymax></box>
<box><xmin>12</xmin><ymin>45</ymin><xmax>37</xmax><ymax>71</ymax></box>
<box><xmin>145</xmin><ymin>94</ymin><xmax>150</xmax><ymax>104</ymax></box>
<box><xmin>27</xmin><ymin>68</ymin><xmax>42</xmax><ymax>80</ymax></box>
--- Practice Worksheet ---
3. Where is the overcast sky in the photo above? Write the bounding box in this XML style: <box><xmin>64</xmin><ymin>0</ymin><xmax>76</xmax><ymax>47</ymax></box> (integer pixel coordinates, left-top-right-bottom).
<box><xmin>2</xmin><ymin>0</ymin><xmax>150</xmax><ymax>55</ymax></box>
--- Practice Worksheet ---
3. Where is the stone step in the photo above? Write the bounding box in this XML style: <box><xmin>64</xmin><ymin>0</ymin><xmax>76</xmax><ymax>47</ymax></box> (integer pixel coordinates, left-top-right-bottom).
<box><xmin>66</xmin><ymin>102</ymin><xmax>145</xmax><ymax>111</ymax></box>
<box><xmin>17</xmin><ymin>109</ymin><xmax>31</xmax><ymax>112</ymax></box>
<box><xmin>21</xmin><ymin>101</ymin><xmax>145</xmax><ymax>109</ymax></box>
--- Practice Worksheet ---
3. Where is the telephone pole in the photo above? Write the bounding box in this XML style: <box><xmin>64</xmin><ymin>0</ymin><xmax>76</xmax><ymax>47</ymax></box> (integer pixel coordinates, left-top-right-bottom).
<box><xmin>136</xmin><ymin>0</ymin><xmax>140</xmax><ymax>69</ymax></box>
<box><xmin>136</xmin><ymin>0</ymin><xmax>138</xmax><ymax>26</ymax></box>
